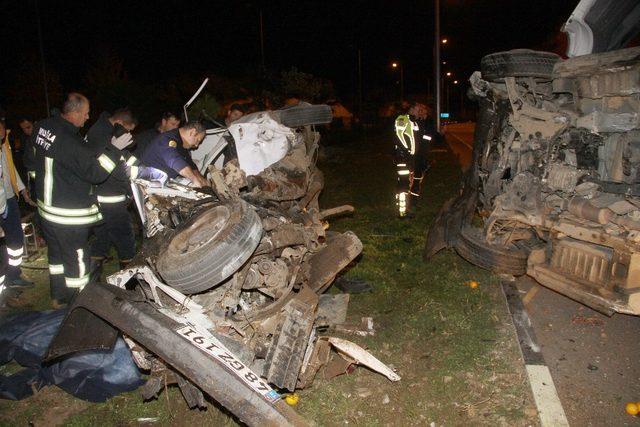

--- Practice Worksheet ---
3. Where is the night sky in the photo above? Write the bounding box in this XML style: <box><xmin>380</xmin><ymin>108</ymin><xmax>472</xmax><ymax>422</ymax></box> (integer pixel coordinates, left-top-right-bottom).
<box><xmin>1</xmin><ymin>0</ymin><xmax>577</xmax><ymax>114</ymax></box>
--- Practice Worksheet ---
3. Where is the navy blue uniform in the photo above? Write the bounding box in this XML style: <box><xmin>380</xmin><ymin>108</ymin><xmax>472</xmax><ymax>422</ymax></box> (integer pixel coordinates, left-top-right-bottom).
<box><xmin>141</xmin><ymin>129</ymin><xmax>196</xmax><ymax>179</ymax></box>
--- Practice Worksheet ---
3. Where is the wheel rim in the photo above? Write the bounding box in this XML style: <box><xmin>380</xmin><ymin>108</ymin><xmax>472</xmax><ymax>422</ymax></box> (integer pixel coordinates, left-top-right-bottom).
<box><xmin>169</xmin><ymin>205</ymin><xmax>231</xmax><ymax>255</ymax></box>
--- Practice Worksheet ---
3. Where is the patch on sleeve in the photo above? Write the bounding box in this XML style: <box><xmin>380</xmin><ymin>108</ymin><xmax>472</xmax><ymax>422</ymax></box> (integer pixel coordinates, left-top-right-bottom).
<box><xmin>168</xmin><ymin>140</ymin><xmax>177</xmax><ymax>148</ymax></box>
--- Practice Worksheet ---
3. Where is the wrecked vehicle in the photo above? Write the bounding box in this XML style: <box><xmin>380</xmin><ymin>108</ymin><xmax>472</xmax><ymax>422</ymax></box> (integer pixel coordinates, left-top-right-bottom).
<box><xmin>44</xmin><ymin>95</ymin><xmax>399</xmax><ymax>426</ymax></box>
<box><xmin>425</xmin><ymin>0</ymin><xmax>640</xmax><ymax>316</ymax></box>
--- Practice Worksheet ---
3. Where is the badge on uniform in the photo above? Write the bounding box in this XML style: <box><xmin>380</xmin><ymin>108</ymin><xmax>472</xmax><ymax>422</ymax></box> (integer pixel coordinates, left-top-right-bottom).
<box><xmin>168</xmin><ymin>140</ymin><xmax>177</xmax><ymax>148</ymax></box>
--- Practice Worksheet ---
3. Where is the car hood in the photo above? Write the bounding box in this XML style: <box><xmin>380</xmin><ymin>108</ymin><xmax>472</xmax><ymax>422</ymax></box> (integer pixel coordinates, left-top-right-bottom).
<box><xmin>564</xmin><ymin>0</ymin><xmax>640</xmax><ymax>57</ymax></box>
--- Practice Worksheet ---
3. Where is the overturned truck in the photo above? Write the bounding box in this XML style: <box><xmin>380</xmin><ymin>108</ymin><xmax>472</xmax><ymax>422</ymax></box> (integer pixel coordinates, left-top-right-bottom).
<box><xmin>45</xmin><ymin>104</ymin><xmax>396</xmax><ymax>425</ymax></box>
<box><xmin>426</xmin><ymin>0</ymin><xmax>640</xmax><ymax>316</ymax></box>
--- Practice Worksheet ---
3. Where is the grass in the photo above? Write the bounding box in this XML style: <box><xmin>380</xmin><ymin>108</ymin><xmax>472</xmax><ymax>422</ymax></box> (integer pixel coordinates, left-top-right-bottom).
<box><xmin>0</xmin><ymin>128</ymin><xmax>535</xmax><ymax>426</ymax></box>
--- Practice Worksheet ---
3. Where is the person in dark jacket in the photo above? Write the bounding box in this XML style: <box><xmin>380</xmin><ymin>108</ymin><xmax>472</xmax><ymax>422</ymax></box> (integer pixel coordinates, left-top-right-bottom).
<box><xmin>133</xmin><ymin>112</ymin><xmax>180</xmax><ymax>158</ymax></box>
<box><xmin>141</xmin><ymin>121</ymin><xmax>208</xmax><ymax>187</ymax></box>
<box><xmin>24</xmin><ymin>93</ymin><xmax>131</xmax><ymax>308</ymax></box>
<box><xmin>85</xmin><ymin>109</ymin><xmax>139</xmax><ymax>276</ymax></box>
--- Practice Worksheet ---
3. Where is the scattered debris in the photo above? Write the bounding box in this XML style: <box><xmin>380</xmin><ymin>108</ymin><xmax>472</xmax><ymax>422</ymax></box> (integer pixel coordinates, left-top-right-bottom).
<box><xmin>587</xmin><ymin>364</ymin><xmax>599</xmax><ymax>371</ymax></box>
<box><xmin>356</xmin><ymin>388</ymin><xmax>372</xmax><ymax>398</ymax></box>
<box><xmin>333</xmin><ymin>317</ymin><xmax>375</xmax><ymax>336</ymax></box>
<box><xmin>571</xmin><ymin>315</ymin><xmax>605</xmax><ymax>326</ymax></box>
<box><xmin>316</xmin><ymin>294</ymin><xmax>350</xmax><ymax>326</ymax></box>
<box><xmin>382</xmin><ymin>394</ymin><xmax>390</xmax><ymax>405</ymax></box>
<box><xmin>327</xmin><ymin>337</ymin><xmax>401</xmax><ymax>382</ymax></box>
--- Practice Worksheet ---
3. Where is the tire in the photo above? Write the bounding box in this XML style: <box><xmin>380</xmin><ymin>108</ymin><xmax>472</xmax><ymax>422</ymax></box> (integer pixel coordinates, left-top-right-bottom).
<box><xmin>156</xmin><ymin>200</ymin><xmax>263</xmax><ymax>294</ymax></box>
<box><xmin>278</xmin><ymin>104</ymin><xmax>333</xmax><ymax>127</ymax></box>
<box><xmin>480</xmin><ymin>49</ymin><xmax>560</xmax><ymax>82</ymax></box>
<box><xmin>454</xmin><ymin>226</ymin><xmax>528</xmax><ymax>275</ymax></box>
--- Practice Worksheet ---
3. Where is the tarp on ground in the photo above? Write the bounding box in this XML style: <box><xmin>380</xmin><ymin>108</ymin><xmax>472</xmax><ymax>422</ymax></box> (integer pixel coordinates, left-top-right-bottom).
<box><xmin>0</xmin><ymin>309</ymin><xmax>144</xmax><ymax>402</ymax></box>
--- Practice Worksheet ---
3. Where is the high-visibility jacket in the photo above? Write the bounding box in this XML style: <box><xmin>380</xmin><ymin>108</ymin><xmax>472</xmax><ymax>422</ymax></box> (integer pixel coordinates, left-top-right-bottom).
<box><xmin>26</xmin><ymin>115</ymin><xmax>128</xmax><ymax>226</ymax></box>
<box><xmin>394</xmin><ymin>115</ymin><xmax>417</xmax><ymax>155</ymax></box>
<box><xmin>86</xmin><ymin>112</ymin><xmax>139</xmax><ymax>204</ymax></box>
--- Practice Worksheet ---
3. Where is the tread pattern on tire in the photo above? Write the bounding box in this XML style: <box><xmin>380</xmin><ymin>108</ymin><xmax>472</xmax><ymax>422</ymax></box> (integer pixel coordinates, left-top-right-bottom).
<box><xmin>279</xmin><ymin>105</ymin><xmax>333</xmax><ymax>128</ymax></box>
<box><xmin>156</xmin><ymin>201</ymin><xmax>263</xmax><ymax>294</ymax></box>
<box><xmin>481</xmin><ymin>49</ymin><xmax>560</xmax><ymax>82</ymax></box>
<box><xmin>454</xmin><ymin>227</ymin><xmax>527</xmax><ymax>276</ymax></box>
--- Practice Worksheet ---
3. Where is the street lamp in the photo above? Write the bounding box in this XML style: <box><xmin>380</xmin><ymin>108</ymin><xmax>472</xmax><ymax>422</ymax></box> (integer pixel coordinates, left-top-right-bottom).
<box><xmin>391</xmin><ymin>61</ymin><xmax>404</xmax><ymax>102</ymax></box>
<box><xmin>441</xmin><ymin>38</ymin><xmax>448</xmax><ymax>44</ymax></box>
<box><xmin>446</xmin><ymin>71</ymin><xmax>452</xmax><ymax>77</ymax></box>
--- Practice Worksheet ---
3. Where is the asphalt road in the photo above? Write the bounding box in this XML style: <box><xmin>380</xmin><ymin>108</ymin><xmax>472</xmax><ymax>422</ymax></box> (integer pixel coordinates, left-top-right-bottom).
<box><xmin>444</xmin><ymin>126</ymin><xmax>640</xmax><ymax>426</ymax></box>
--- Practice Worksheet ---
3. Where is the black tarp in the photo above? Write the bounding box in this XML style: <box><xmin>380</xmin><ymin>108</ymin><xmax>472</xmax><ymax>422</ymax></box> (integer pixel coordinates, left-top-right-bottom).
<box><xmin>0</xmin><ymin>310</ymin><xmax>144</xmax><ymax>402</ymax></box>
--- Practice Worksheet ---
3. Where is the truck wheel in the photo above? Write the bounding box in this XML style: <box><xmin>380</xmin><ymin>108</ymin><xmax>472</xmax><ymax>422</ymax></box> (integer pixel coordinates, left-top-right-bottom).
<box><xmin>278</xmin><ymin>104</ymin><xmax>333</xmax><ymax>127</ymax></box>
<box><xmin>480</xmin><ymin>49</ymin><xmax>560</xmax><ymax>82</ymax></box>
<box><xmin>156</xmin><ymin>200</ymin><xmax>263</xmax><ymax>294</ymax></box>
<box><xmin>454</xmin><ymin>226</ymin><xmax>528</xmax><ymax>275</ymax></box>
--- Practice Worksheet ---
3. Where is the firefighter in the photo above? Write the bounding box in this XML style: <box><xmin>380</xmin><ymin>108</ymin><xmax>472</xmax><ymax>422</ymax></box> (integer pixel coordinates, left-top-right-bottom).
<box><xmin>25</xmin><ymin>93</ymin><xmax>132</xmax><ymax>308</ymax></box>
<box><xmin>85</xmin><ymin>109</ymin><xmax>140</xmax><ymax>278</ymax></box>
<box><xmin>141</xmin><ymin>121</ymin><xmax>209</xmax><ymax>187</ymax></box>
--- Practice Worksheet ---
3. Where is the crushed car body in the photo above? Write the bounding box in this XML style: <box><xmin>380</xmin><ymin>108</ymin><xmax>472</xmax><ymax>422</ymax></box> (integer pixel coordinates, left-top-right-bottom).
<box><xmin>425</xmin><ymin>0</ymin><xmax>640</xmax><ymax>316</ymax></box>
<box><xmin>44</xmin><ymin>100</ymin><xmax>398</xmax><ymax>426</ymax></box>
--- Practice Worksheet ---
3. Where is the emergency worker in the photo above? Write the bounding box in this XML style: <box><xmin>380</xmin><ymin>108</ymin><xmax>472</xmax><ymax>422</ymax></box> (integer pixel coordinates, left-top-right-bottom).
<box><xmin>0</xmin><ymin>121</ymin><xmax>35</xmax><ymax>288</ymax></box>
<box><xmin>393</xmin><ymin>102</ymin><xmax>434</xmax><ymax>217</ymax></box>
<box><xmin>225</xmin><ymin>104</ymin><xmax>246</xmax><ymax>127</ymax></box>
<box><xmin>141</xmin><ymin>121</ymin><xmax>209</xmax><ymax>187</ymax></box>
<box><xmin>86</xmin><ymin>109</ymin><xmax>139</xmax><ymax>276</ymax></box>
<box><xmin>25</xmin><ymin>93</ymin><xmax>132</xmax><ymax>307</ymax></box>
<box><xmin>134</xmin><ymin>112</ymin><xmax>180</xmax><ymax>158</ymax></box>
<box><xmin>0</xmin><ymin>156</ymin><xmax>8</xmax><ymax>308</ymax></box>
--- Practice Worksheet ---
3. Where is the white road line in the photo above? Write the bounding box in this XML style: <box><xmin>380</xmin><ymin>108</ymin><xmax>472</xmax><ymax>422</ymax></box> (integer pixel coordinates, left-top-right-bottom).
<box><xmin>526</xmin><ymin>365</ymin><xmax>570</xmax><ymax>427</ymax></box>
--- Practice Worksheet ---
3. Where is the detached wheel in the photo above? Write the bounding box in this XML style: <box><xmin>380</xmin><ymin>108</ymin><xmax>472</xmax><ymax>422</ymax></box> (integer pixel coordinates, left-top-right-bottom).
<box><xmin>156</xmin><ymin>200</ymin><xmax>263</xmax><ymax>294</ymax></box>
<box><xmin>481</xmin><ymin>49</ymin><xmax>560</xmax><ymax>82</ymax></box>
<box><xmin>278</xmin><ymin>104</ymin><xmax>333</xmax><ymax>127</ymax></box>
<box><xmin>454</xmin><ymin>226</ymin><xmax>527</xmax><ymax>275</ymax></box>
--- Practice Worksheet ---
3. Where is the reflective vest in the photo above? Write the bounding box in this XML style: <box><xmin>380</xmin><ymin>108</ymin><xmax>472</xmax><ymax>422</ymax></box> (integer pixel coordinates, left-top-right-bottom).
<box><xmin>394</xmin><ymin>115</ymin><xmax>417</xmax><ymax>155</ymax></box>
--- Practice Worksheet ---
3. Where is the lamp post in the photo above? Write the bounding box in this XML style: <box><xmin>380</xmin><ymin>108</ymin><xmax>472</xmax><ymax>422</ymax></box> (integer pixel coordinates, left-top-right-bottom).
<box><xmin>392</xmin><ymin>61</ymin><xmax>404</xmax><ymax>103</ymax></box>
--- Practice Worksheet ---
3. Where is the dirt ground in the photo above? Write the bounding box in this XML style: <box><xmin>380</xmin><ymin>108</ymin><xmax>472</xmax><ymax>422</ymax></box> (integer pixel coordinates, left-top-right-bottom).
<box><xmin>0</xmin><ymin>128</ymin><xmax>537</xmax><ymax>426</ymax></box>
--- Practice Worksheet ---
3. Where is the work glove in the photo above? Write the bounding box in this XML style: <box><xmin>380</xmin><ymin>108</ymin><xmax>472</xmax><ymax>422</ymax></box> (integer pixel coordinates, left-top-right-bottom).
<box><xmin>137</xmin><ymin>166</ymin><xmax>169</xmax><ymax>187</ymax></box>
<box><xmin>111</xmin><ymin>133</ymin><xmax>134</xmax><ymax>150</ymax></box>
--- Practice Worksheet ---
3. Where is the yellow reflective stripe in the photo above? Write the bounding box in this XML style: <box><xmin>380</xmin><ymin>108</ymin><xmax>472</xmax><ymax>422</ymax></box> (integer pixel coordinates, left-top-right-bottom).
<box><xmin>65</xmin><ymin>274</ymin><xmax>90</xmax><ymax>289</ymax></box>
<box><xmin>39</xmin><ymin>209</ymin><xmax>103</xmax><ymax>225</ymax></box>
<box><xmin>44</xmin><ymin>157</ymin><xmax>53</xmax><ymax>205</ymax></box>
<box><xmin>130</xmin><ymin>165</ymin><xmax>139</xmax><ymax>179</ymax></box>
<box><xmin>98</xmin><ymin>154</ymin><xmax>116</xmax><ymax>173</ymax></box>
<box><xmin>397</xmin><ymin>170</ymin><xmax>410</xmax><ymax>176</ymax></box>
<box><xmin>49</xmin><ymin>264</ymin><xmax>64</xmax><ymax>275</ymax></box>
<box><xmin>97</xmin><ymin>195</ymin><xmax>127</xmax><ymax>203</ymax></box>
<box><xmin>28</xmin><ymin>171</ymin><xmax>36</xmax><ymax>179</ymax></box>
<box><xmin>126</xmin><ymin>156</ymin><xmax>137</xmax><ymax>166</ymax></box>
<box><xmin>37</xmin><ymin>200</ymin><xmax>100</xmax><ymax>217</ymax></box>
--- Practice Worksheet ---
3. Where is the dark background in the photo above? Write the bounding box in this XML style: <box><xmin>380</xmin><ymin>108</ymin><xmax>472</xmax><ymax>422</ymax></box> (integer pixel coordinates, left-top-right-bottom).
<box><xmin>0</xmin><ymin>0</ymin><xmax>577</xmax><ymax>125</ymax></box>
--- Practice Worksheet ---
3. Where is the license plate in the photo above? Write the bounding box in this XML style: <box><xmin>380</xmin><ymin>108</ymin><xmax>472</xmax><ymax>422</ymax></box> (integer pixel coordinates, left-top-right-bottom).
<box><xmin>176</xmin><ymin>325</ymin><xmax>280</xmax><ymax>403</ymax></box>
